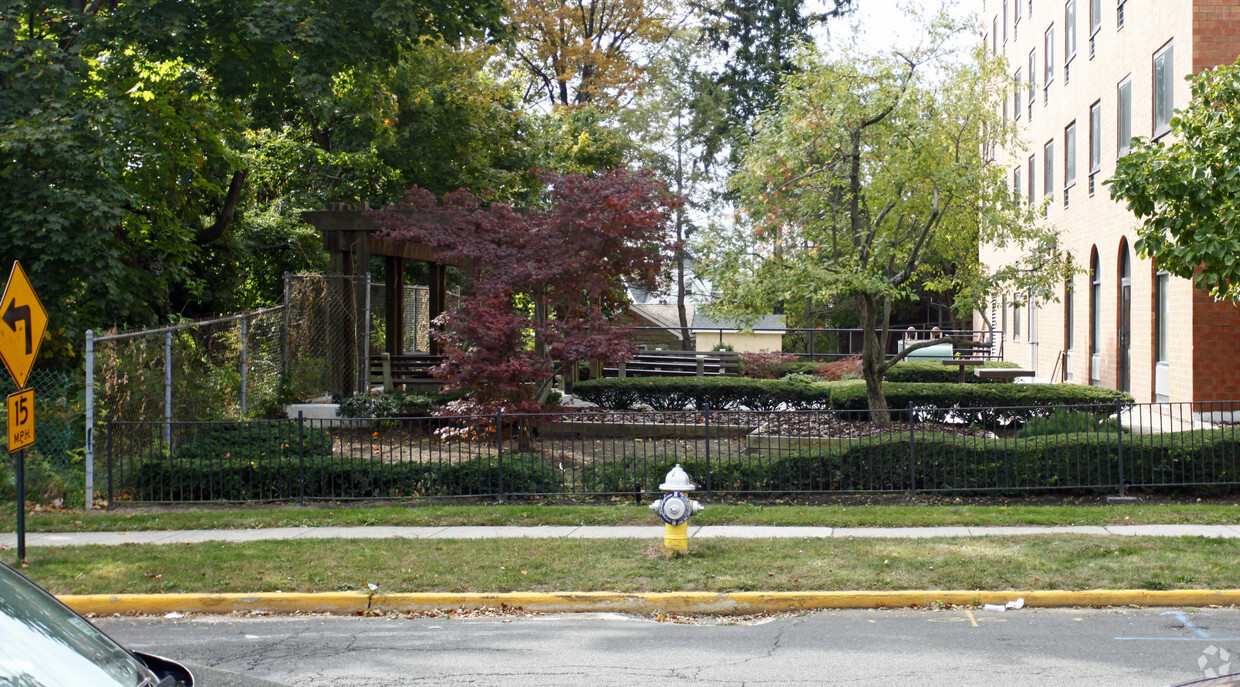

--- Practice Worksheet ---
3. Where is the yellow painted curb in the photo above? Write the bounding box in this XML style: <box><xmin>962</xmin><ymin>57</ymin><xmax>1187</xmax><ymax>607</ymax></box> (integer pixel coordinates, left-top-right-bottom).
<box><xmin>61</xmin><ymin>589</ymin><xmax>1240</xmax><ymax>616</ymax></box>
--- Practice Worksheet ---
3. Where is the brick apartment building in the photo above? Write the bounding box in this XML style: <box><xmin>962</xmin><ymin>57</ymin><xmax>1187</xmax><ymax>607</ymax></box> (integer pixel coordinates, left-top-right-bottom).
<box><xmin>977</xmin><ymin>0</ymin><xmax>1240</xmax><ymax>404</ymax></box>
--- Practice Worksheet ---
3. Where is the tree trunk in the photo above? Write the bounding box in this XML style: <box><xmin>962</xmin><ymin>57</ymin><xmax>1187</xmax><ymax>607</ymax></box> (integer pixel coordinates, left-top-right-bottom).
<box><xmin>856</xmin><ymin>292</ymin><xmax>892</xmax><ymax>428</ymax></box>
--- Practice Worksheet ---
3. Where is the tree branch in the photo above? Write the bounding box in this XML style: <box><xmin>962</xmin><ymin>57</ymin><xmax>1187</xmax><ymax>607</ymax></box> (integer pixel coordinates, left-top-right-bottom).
<box><xmin>195</xmin><ymin>168</ymin><xmax>249</xmax><ymax>245</ymax></box>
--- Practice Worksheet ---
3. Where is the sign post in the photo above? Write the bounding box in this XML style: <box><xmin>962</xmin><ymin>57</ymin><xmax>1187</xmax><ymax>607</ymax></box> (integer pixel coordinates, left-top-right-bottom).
<box><xmin>1</xmin><ymin>261</ymin><xmax>47</xmax><ymax>562</ymax></box>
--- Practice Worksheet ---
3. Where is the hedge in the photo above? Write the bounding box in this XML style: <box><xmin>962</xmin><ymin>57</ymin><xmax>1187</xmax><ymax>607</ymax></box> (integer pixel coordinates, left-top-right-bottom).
<box><xmin>575</xmin><ymin>431</ymin><xmax>1240</xmax><ymax>496</ymax></box>
<box><xmin>777</xmin><ymin>359</ymin><xmax>1020</xmax><ymax>383</ymax></box>
<box><xmin>128</xmin><ymin>452</ymin><xmax>565</xmax><ymax>501</ymax></box>
<box><xmin>573</xmin><ymin>377</ymin><xmax>1130</xmax><ymax>417</ymax></box>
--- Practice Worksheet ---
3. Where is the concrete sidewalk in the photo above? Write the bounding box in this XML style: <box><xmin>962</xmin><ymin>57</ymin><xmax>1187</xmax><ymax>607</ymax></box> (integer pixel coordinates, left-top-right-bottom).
<box><xmin>5</xmin><ymin>523</ymin><xmax>1240</xmax><ymax>548</ymax></box>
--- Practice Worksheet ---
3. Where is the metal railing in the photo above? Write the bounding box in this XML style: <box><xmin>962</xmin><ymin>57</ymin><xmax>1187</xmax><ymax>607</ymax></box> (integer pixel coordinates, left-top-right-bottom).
<box><xmin>103</xmin><ymin>400</ymin><xmax>1240</xmax><ymax>504</ymax></box>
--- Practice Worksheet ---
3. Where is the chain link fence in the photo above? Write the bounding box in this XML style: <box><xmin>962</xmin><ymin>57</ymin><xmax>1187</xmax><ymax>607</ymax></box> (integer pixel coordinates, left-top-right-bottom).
<box><xmin>0</xmin><ymin>368</ymin><xmax>83</xmax><ymax>504</ymax></box>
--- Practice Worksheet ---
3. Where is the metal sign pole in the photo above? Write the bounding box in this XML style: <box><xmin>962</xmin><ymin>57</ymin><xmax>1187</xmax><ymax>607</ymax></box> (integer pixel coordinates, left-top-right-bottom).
<box><xmin>15</xmin><ymin>448</ymin><xmax>25</xmax><ymax>561</ymax></box>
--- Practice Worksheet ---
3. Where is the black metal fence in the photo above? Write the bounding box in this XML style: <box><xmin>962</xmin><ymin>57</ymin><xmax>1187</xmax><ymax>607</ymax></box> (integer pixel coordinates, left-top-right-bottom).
<box><xmin>104</xmin><ymin>401</ymin><xmax>1240</xmax><ymax>504</ymax></box>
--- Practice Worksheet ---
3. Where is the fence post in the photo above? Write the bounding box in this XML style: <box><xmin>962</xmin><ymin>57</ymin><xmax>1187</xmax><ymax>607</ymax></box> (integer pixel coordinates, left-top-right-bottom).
<box><xmin>496</xmin><ymin>409</ymin><xmax>505</xmax><ymax>503</ymax></box>
<box><xmin>164</xmin><ymin>331</ymin><xmax>173</xmax><ymax>449</ymax></box>
<box><xmin>1115</xmin><ymin>399</ymin><xmax>1126</xmax><ymax>495</ymax></box>
<box><xmin>618</xmin><ymin>360</ymin><xmax>626</xmax><ymax>379</ymax></box>
<box><xmin>696</xmin><ymin>355</ymin><xmax>705</xmax><ymax>377</ymax></box>
<box><xmin>703</xmin><ymin>408</ymin><xmax>713</xmax><ymax>498</ymax></box>
<box><xmin>908</xmin><ymin>402</ymin><xmax>917</xmax><ymax>498</ymax></box>
<box><xmin>85</xmin><ymin>329</ymin><xmax>94</xmax><ymax>509</ymax></box>
<box><xmin>297</xmin><ymin>411</ymin><xmax>306</xmax><ymax>507</ymax></box>
<box><xmin>282</xmin><ymin>273</ymin><xmax>291</xmax><ymax>379</ymax></box>
<box><xmin>106</xmin><ymin>421</ymin><xmax>113</xmax><ymax>510</ymax></box>
<box><xmin>240</xmin><ymin>316</ymin><xmax>249</xmax><ymax>416</ymax></box>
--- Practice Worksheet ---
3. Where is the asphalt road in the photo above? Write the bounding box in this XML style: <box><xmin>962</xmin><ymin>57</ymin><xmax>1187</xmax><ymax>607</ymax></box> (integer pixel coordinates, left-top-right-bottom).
<box><xmin>98</xmin><ymin>608</ymin><xmax>1240</xmax><ymax>686</ymax></box>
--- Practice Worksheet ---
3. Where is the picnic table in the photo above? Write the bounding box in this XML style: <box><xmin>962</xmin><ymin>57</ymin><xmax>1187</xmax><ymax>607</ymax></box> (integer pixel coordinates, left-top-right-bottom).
<box><xmin>940</xmin><ymin>358</ymin><xmax>986</xmax><ymax>383</ymax></box>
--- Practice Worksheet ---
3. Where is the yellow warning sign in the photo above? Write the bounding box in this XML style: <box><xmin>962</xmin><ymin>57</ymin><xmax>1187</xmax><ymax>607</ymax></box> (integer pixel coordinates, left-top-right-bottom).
<box><xmin>7</xmin><ymin>389</ymin><xmax>34</xmax><ymax>453</ymax></box>
<box><xmin>0</xmin><ymin>261</ymin><xmax>48</xmax><ymax>389</ymax></box>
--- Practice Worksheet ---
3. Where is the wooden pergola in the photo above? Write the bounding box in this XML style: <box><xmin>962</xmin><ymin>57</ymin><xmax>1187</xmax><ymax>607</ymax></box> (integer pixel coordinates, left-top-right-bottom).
<box><xmin>301</xmin><ymin>205</ymin><xmax>451</xmax><ymax>396</ymax></box>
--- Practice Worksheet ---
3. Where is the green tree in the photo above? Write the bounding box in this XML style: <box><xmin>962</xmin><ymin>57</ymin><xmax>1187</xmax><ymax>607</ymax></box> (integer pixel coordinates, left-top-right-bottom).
<box><xmin>696</xmin><ymin>0</ymin><xmax>854</xmax><ymax>167</ymax></box>
<box><xmin>706</xmin><ymin>20</ymin><xmax>1070</xmax><ymax>424</ymax></box>
<box><xmin>1108</xmin><ymin>60</ymin><xmax>1240</xmax><ymax>300</ymax></box>
<box><xmin>0</xmin><ymin>0</ymin><xmax>506</xmax><ymax>354</ymax></box>
<box><xmin>623</xmin><ymin>28</ymin><xmax>725</xmax><ymax>347</ymax></box>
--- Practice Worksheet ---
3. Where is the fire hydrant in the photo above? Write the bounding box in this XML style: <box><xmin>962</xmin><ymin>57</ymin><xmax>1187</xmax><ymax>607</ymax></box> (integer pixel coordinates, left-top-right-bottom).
<box><xmin>649</xmin><ymin>464</ymin><xmax>704</xmax><ymax>553</ymax></box>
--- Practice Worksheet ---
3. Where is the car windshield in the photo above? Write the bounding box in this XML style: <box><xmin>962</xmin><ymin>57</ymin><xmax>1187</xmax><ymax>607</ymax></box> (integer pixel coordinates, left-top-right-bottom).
<box><xmin>0</xmin><ymin>562</ymin><xmax>154</xmax><ymax>687</ymax></box>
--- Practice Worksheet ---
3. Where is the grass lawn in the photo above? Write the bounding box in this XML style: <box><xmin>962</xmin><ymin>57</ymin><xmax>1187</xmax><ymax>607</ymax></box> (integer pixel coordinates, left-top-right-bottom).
<box><xmin>1</xmin><ymin>501</ymin><xmax>1239</xmax><ymax>532</ymax></box>
<box><xmin>6</xmin><ymin>535</ymin><xmax>1239</xmax><ymax>596</ymax></box>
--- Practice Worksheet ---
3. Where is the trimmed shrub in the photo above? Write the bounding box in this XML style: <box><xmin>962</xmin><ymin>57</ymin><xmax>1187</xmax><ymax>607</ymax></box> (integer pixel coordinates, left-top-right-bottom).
<box><xmin>574</xmin><ymin>377</ymin><xmax>1130</xmax><ymax>418</ymax></box>
<box><xmin>813</xmin><ymin>356</ymin><xmax>862</xmax><ymax>381</ymax></box>
<box><xmin>128</xmin><ymin>450</ymin><xmax>564</xmax><ymax>501</ymax></box>
<box><xmin>1016</xmin><ymin>410</ymin><xmax>1126</xmax><ymax>438</ymax></box>
<box><xmin>739</xmin><ymin>350</ymin><xmax>799</xmax><ymax>379</ymax></box>
<box><xmin>337</xmin><ymin>390</ymin><xmax>457</xmax><ymax>419</ymax></box>
<box><xmin>827</xmin><ymin>380</ymin><xmax>1131</xmax><ymax>424</ymax></box>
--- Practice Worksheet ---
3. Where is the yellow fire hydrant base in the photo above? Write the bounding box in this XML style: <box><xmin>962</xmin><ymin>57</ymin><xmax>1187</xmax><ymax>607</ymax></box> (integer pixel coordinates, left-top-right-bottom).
<box><xmin>663</xmin><ymin>522</ymin><xmax>689</xmax><ymax>552</ymax></box>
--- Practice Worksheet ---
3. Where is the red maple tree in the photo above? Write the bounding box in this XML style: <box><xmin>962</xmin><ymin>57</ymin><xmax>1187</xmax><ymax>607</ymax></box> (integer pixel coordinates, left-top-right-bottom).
<box><xmin>369</xmin><ymin>169</ymin><xmax>676</xmax><ymax>412</ymax></box>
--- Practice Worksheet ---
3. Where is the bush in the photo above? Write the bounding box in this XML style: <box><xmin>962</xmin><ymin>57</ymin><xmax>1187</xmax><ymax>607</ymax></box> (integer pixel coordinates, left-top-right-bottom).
<box><xmin>337</xmin><ymin>390</ymin><xmax>455</xmax><ymax>419</ymax></box>
<box><xmin>574</xmin><ymin>377</ymin><xmax>1130</xmax><ymax>417</ymax></box>
<box><xmin>127</xmin><ymin>449</ymin><xmax>565</xmax><ymax>501</ymax></box>
<box><xmin>813</xmin><ymin>356</ymin><xmax>862</xmax><ymax>381</ymax></box>
<box><xmin>827</xmin><ymin>380</ymin><xmax>1131</xmax><ymax>424</ymax></box>
<box><xmin>739</xmin><ymin>350</ymin><xmax>799</xmax><ymax>379</ymax></box>
<box><xmin>1016</xmin><ymin>410</ymin><xmax>1126</xmax><ymax>438</ymax></box>
<box><xmin>883</xmin><ymin>360</ymin><xmax>1020</xmax><ymax>384</ymax></box>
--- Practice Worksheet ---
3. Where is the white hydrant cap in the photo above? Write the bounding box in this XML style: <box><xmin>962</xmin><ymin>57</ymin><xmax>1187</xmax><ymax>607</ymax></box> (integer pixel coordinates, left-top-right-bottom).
<box><xmin>659</xmin><ymin>464</ymin><xmax>696</xmax><ymax>492</ymax></box>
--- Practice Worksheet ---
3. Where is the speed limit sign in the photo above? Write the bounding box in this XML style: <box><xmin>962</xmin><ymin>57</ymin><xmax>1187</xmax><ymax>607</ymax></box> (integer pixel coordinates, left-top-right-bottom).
<box><xmin>7</xmin><ymin>388</ymin><xmax>34</xmax><ymax>452</ymax></box>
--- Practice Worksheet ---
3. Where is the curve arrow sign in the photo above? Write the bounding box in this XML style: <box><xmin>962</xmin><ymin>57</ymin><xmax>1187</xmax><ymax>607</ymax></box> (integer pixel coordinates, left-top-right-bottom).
<box><xmin>3</xmin><ymin>298</ymin><xmax>32</xmax><ymax>355</ymax></box>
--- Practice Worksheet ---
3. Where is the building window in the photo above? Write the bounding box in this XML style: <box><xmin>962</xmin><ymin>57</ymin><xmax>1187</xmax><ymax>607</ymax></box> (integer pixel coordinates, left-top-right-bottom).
<box><xmin>1064</xmin><ymin>122</ymin><xmax>1076</xmax><ymax>207</ymax></box>
<box><xmin>1015</xmin><ymin>0</ymin><xmax>1022</xmax><ymax>33</ymax></box>
<box><xmin>1089</xmin><ymin>100</ymin><xmax>1101</xmax><ymax>195</ymax></box>
<box><xmin>1153</xmin><ymin>41</ymin><xmax>1174</xmax><ymax>138</ymax></box>
<box><xmin>1155</xmin><ymin>270</ymin><xmax>1170</xmax><ymax>363</ymax></box>
<box><xmin>1065</xmin><ymin>1</ymin><xmax>1077</xmax><ymax>62</ymax></box>
<box><xmin>1044</xmin><ymin>26</ymin><xmax>1055</xmax><ymax>99</ymax></box>
<box><xmin>1028</xmin><ymin>154</ymin><xmax>1036</xmax><ymax>202</ymax></box>
<box><xmin>1089</xmin><ymin>0</ymin><xmax>1100</xmax><ymax>57</ymax></box>
<box><xmin>1117</xmin><ymin>0</ymin><xmax>1125</xmax><ymax>29</ymax></box>
<box><xmin>1090</xmin><ymin>255</ymin><xmax>1101</xmax><ymax>352</ymax></box>
<box><xmin>1044</xmin><ymin>139</ymin><xmax>1054</xmax><ymax>202</ymax></box>
<box><xmin>1014</xmin><ymin>299</ymin><xmax>1022</xmax><ymax>340</ymax></box>
<box><xmin>1014</xmin><ymin>167</ymin><xmax>1023</xmax><ymax>206</ymax></box>
<box><xmin>1015</xmin><ymin>69</ymin><xmax>1022</xmax><ymax>119</ymax></box>
<box><xmin>993</xmin><ymin>18</ymin><xmax>999</xmax><ymax>53</ymax></box>
<box><xmin>1028</xmin><ymin>49</ymin><xmax>1037</xmax><ymax>118</ymax></box>
<box><xmin>1003</xmin><ymin>2</ymin><xmax>1009</xmax><ymax>43</ymax></box>
<box><xmin>1065</xmin><ymin>275</ymin><xmax>1075</xmax><ymax>353</ymax></box>
<box><xmin>1118</xmin><ymin>77</ymin><xmax>1132</xmax><ymax>156</ymax></box>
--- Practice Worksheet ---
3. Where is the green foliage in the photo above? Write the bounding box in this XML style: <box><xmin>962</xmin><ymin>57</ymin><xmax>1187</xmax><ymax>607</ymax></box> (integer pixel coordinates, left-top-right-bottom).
<box><xmin>1016</xmin><ymin>410</ymin><xmax>1127</xmax><ymax>438</ymax></box>
<box><xmin>573</xmin><ymin>377</ymin><xmax>1130</xmax><ymax>416</ymax></box>
<box><xmin>1108</xmin><ymin>59</ymin><xmax>1240</xmax><ymax>300</ymax></box>
<box><xmin>581</xmin><ymin>430</ymin><xmax>1240</xmax><ymax>496</ymax></box>
<box><xmin>337</xmin><ymin>391</ymin><xmax>453</xmax><ymax>419</ymax></box>
<box><xmin>703</xmin><ymin>12</ymin><xmax>1073</xmax><ymax>415</ymax></box>
<box><xmin>128</xmin><ymin>450</ymin><xmax>563</xmax><ymax>501</ymax></box>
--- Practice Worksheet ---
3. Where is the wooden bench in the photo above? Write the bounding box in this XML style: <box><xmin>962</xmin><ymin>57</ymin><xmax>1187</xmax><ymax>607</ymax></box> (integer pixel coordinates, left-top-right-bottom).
<box><xmin>974</xmin><ymin>367</ymin><xmax>1036</xmax><ymax>381</ymax></box>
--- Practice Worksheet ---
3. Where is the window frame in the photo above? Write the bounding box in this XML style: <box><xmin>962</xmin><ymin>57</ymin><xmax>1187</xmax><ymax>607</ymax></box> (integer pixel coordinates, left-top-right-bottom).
<box><xmin>1044</xmin><ymin>139</ymin><xmax>1055</xmax><ymax>201</ymax></box>
<box><xmin>1044</xmin><ymin>26</ymin><xmax>1055</xmax><ymax>86</ymax></box>
<box><xmin>1064</xmin><ymin>121</ymin><xmax>1077</xmax><ymax>190</ymax></box>
<box><xmin>1015</xmin><ymin>69</ymin><xmax>1023</xmax><ymax>119</ymax></box>
<box><xmin>1117</xmin><ymin>76</ymin><xmax>1132</xmax><ymax>156</ymax></box>
<box><xmin>1153</xmin><ymin>41</ymin><xmax>1174</xmax><ymax>139</ymax></box>
<box><xmin>1014</xmin><ymin>166</ymin><xmax>1023</xmax><ymax>206</ymax></box>
<box><xmin>1064</xmin><ymin>0</ymin><xmax>1077</xmax><ymax>63</ymax></box>
<box><xmin>1155</xmin><ymin>269</ymin><xmax>1170</xmax><ymax>363</ymax></box>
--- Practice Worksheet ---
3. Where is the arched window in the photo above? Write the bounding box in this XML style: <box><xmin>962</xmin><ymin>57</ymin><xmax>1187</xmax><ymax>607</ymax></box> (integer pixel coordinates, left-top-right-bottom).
<box><xmin>1090</xmin><ymin>247</ymin><xmax>1101</xmax><ymax>386</ymax></box>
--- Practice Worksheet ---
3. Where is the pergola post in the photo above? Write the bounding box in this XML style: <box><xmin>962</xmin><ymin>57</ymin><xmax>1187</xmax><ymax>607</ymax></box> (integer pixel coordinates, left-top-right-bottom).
<box><xmin>385</xmin><ymin>256</ymin><xmax>405</xmax><ymax>356</ymax></box>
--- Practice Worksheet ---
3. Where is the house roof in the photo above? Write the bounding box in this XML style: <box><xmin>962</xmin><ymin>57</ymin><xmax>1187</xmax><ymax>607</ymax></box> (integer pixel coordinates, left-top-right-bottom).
<box><xmin>691</xmin><ymin>313</ymin><xmax>785</xmax><ymax>331</ymax></box>
<box><xmin>629</xmin><ymin>303</ymin><xmax>695</xmax><ymax>339</ymax></box>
